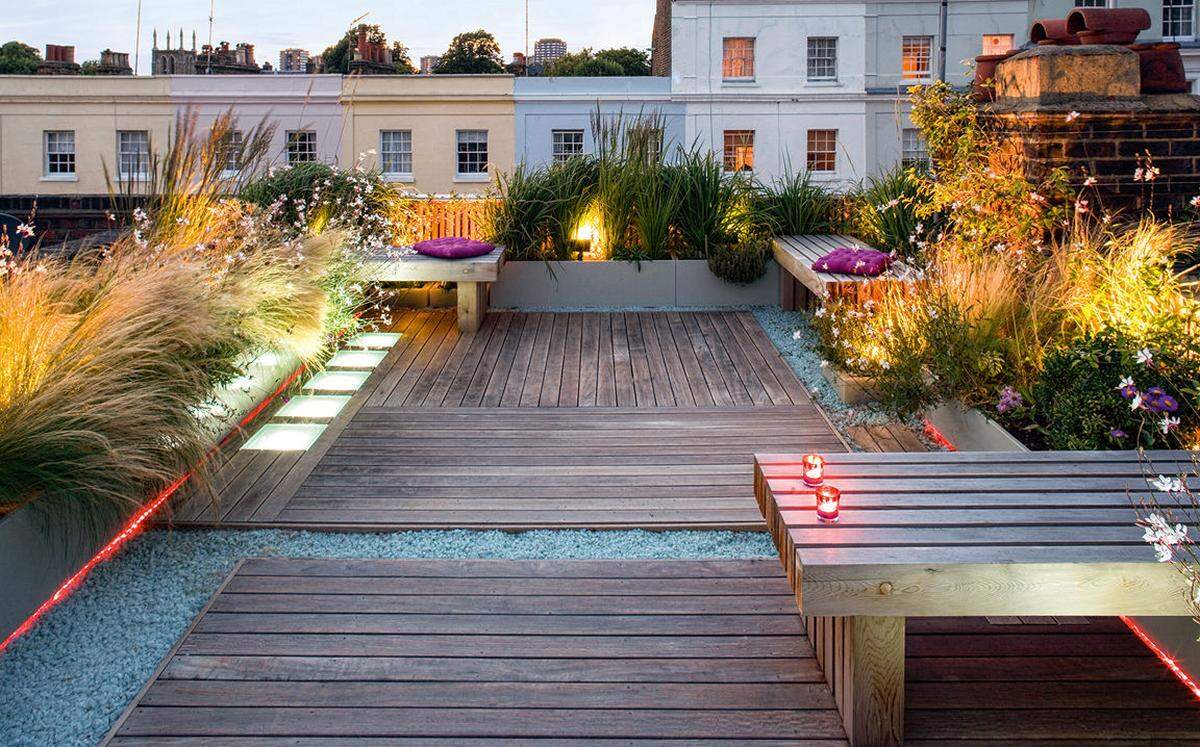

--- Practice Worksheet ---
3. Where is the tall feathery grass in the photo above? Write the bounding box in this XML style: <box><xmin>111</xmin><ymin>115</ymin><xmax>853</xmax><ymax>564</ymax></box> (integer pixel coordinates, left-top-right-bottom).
<box><xmin>0</xmin><ymin>110</ymin><xmax>381</xmax><ymax>532</ymax></box>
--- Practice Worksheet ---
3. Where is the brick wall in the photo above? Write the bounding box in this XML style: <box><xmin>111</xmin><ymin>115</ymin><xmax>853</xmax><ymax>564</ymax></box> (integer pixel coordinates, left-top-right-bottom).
<box><xmin>651</xmin><ymin>0</ymin><xmax>671</xmax><ymax>77</ymax></box>
<box><xmin>988</xmin><ymin>104</ymin><xmax>1200</xmax><ymax>216</ymax></box>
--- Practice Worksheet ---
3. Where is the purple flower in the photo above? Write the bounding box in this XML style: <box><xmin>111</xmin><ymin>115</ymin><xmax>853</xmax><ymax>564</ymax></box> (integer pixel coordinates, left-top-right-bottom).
<box><xmin>1159</xmin><ymin>395</ymin><xmax>1179</xmax><ymax>413</ymax></box>
<box><xmin>997</xmin><ymin>386</ymin><xmax>1023</xmax><ymax>413</ymax></box>
<box><xmin>1110</xmin><ymin>428</ymin><xmax>1128</xmax><ymax>439</ymax></box>
<box><xmin>1120</xmin><ymin>384</ymin><xmax>1139</xmax><ymax>400</ymax></box>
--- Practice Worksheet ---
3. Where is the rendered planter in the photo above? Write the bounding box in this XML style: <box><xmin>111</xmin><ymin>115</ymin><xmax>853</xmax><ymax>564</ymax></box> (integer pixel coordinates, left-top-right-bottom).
<box><xmin>819</xmin><ymin>360</ymin><xmax>880</xmax><ymax>406</ymax></box>
<box><xmin>0</xmin><ymin>350</ymin><xmax>301</xmax><ymax>643</ymax></box>
<box><xmin>489</xmin><ymin>259</ymin><xmax>778</xmax><ymax>309</ymax></box>
<box><xmin>924</xmin><ymin>399</ymin><xmax>1028</xmax><ymax>453</ymax></box>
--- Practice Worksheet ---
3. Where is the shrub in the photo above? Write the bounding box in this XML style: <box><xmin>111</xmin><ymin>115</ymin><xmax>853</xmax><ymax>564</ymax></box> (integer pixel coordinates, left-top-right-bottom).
<box><xmin>707</xmin><ymin>235</ymin><xmax>772</xmax><ymax>284</ymax></box>
<box><xmin>848</xmin><ymin>164</ymin><xmax>930</xmax><ymax>262</ymax></box>
<box><xmin>668</xmin><ymin>148</ymin><xmax>757</xmax><ymax>259</ymax></box>
<box><xmin>754</xmin><ymin>169</ymin><xmax>834</xmax><ymax>236</ymax></box>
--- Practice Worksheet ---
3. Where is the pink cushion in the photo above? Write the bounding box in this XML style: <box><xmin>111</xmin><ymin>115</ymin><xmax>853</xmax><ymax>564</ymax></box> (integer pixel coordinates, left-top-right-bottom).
<box><xmin>813</xmin><ymin>246</ymin><xmax>892</xmax><ymax>276</ymax></box>
<box><xmin>413</xmin><ymin>237</ymin><xmax>496</xmax><ymax>259</ymax></box>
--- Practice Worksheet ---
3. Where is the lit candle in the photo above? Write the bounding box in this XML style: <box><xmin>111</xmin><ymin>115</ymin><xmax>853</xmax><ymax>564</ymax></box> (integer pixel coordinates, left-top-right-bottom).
<box><xmin>802</xmin><ymin>454</ymin><xmax>825</xmax><ymax>486</ymax></box>
<box><xmin>815</xmin><ymin>485</ymin><xmax>841</xmax><ymax>523</ymax></box>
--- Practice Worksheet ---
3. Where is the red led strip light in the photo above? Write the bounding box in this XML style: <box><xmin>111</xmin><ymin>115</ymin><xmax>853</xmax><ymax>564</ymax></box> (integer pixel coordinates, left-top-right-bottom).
<box><xmin>922</xmin><ymin>418</ymin><xmax>957</xmax><ymax>451</ymax></box>
<box><xmin>0</xmin><ymin>364</ymin><xmax>306</xmax><ymax>654</ymax></box>
<box><xmin>1120</xmin><ymin>615</ymin><xmax>1200</xmax><ymax>701</ymax></box>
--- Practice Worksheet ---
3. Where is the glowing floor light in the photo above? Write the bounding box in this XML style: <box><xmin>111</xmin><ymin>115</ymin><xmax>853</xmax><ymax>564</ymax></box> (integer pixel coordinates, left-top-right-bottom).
<box><xmin>303</xmin><ymin>371</ymin><xmax>371</xmax><ymax>392</ymax></box>
<box><xmin>347</xmin><ymin>332</ymin><xmax>402</xmax><ymax>349</ymax></box>
<box><xmin>276</xmin><ymin>395</ymin><xmax>351</xmax><ymax>419</ymax></box>
<box><xmin>240</xmin><ymin>423</ymin><xmax>327</xmax><ymax>451</ymax></box>
<box><xmin>327</xmin><ymin>349</ymin><xmax>387</xmax><ymax>369</ymax></box>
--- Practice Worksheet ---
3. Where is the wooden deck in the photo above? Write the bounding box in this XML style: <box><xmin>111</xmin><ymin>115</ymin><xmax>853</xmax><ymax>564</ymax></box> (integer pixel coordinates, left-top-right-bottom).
<box><xmin>171</xmin><ymin>309</ymin><xmax>845</xmax><ymax>530</ymax></box>
<box><xmin>104</xmin><ymin>558</ymin><xmax>850</xmax><ymax>745</ymax></box>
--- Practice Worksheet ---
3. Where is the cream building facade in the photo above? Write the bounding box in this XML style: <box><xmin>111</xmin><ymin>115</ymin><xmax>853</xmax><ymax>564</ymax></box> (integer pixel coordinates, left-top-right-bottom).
<box><xmin>0</xmin><ymin>76</ymin><xmax>174</xmax><ymax>196</ymax></box>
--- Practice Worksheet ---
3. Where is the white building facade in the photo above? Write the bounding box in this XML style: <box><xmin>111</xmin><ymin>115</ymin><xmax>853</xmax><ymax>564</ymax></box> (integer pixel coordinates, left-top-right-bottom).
<box><xmin>670</xmin><ymin>0</ymin><xmax>1030</xmax><ymax>185</ymax></box>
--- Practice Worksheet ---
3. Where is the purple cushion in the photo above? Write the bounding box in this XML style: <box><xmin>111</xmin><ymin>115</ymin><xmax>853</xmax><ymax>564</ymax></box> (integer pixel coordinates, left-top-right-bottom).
<box><xmin>813</xmin><ymin>247</ymin><xmax>892</xmax><ymax>276</ymax></box>
<box><xmin>413</xmin><ymin>237</ymin><xmax>496</xmax><ymax>259</ymax></box>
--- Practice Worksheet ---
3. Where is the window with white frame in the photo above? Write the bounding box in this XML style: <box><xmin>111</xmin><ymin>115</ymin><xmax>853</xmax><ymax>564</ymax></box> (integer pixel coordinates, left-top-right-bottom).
<box><xmin>723</xmin><ymin>130</ymin><xmax>755</xmax><ymax>172</ymax></box>
<box><xmin>551</xmin><ymin>129</ymin><xmax>585</xmax><ymax>163</ymax></box>
<box><xmin>901</xmin><ymin>128</ymin><xmax>929</xmax><ymax>167</ymax></box>
<box><xmin>981</xmin><ymin>34</ymin><xmax>1014</xmax><ymax>56</ymax></box>
<box><xmin>807</xmin><ymin>37</ymin><xmax>838</xmax><ymax>81</ymax></box>
<box><xmin>807</xmin><ymin>129</ymin><xmax>837</xmax><ymax>172</ymax></box>
<box><xmin>722</xmin><ymin>37</ymin><xmax>755</xmax><ymax>80</ymax></box>
<box><xmin>1164</xmin><ymin>0</ymin><xmax>1195</xmax><ymax>40</ymax></box>
<box><xmin>44</xmin><ymin>131</ymin><xmax>75</xmax><ymax>177</ymax></box>
<box><xmin>902</xmin><ymin>36</ymin><xmax>933</xmax><ymax>80</ymax></box>
<box><xmin>456</xmin><ymin>130</ymin><xmax>489</xmax><ymax>176</ymax></box>
<box><xmin>380</xmin><ymin>130</ymin><xmax>413</xmax><ymax>176</ymax></box>
<box><xmin>220</xmin><ymin>129</ymin><xmax>244</xmax><ymax>174</ymax></box>
<box><xmin>286</xmin><ymin>130</ymin><xmax>316</xmax><ymax>163</ymax></box>
<box><xmin>117</xmin><ymin>130</ymin><xmax>149</xmax><ymax>180</ymax></box>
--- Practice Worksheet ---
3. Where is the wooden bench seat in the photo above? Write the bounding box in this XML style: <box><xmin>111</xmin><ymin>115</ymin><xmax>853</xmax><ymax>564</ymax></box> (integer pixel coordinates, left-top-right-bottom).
<box><xmin>362</xmin><ymin>246</ymin><xmax>505</xmax><ymax>332</ymax></box>
<box><xmin>774</xmin><ymin>234</ymin><xmax>910</xmax><ymax>308</ymax></box>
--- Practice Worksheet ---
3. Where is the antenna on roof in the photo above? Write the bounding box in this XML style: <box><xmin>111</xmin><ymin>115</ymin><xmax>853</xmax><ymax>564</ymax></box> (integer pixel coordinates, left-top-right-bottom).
<box><xmin>134</xmin><ymin>0</ymin><xmax>143</xmax><ymax>74</ymax></box>
<box><xmin>207</xmin><ymin>0</ymin><xmax>215</xmax><ymax>73</ymax></box>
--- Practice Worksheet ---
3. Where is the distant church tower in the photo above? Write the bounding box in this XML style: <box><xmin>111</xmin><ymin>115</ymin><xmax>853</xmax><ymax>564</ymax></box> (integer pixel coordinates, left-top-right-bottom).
<box><xmin>151</xmin><ymin>29</ymin><xmax>197</xmax><ymax>75</ymax></box>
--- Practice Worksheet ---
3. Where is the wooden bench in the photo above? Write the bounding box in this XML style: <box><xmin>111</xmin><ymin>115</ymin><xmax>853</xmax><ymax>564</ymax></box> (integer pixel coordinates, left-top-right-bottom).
<box><xmin>754</xmin><ymin>449</ymin><xmax>1195</xmax><ymax>746</ymax></box>
<box><xmin>362</xmin><ymin>247</ymin><xmax>505</xmax><ymax>332</ymax></box>
<box><xmin>773</xmin><ymin>234</ymin><xmax>910</xmax><ymax>309</ymax></box>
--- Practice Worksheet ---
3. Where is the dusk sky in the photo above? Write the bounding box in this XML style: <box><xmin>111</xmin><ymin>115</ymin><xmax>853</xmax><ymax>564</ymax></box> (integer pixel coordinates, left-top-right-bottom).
<box><xmin>5</xmin><ymin>1</ymin><xmax>657</xmax><ymax>74</ymax></box>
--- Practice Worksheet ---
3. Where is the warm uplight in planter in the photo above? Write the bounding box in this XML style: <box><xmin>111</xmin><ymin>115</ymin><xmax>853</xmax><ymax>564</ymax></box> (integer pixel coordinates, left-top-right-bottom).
<box><xmin>802</xmin><ymin>454</ymin><xmax>825</xmax><ymax>486</ymax></box>
<box><xmin>327</xmin><ymin>349</ymin><xmax>387</xmax><ymax>369</ymax></box>
<box><xmin>276</xmin><ymin>395</ymin><xmax>351</xmax><ymax>419</ymax></box>
<box><xmin>303</xmin><ymin>371</ymin><xmax>371</xmax><ymax>392</ymax></box>
<box><xmin>347</xmin><ymin>332</ymin><xmax>402</xmax><ymax>349</ymax></box>
<box><xmin>815</xmin><ymin>485</ymin><xmax>841</xmax><ymax>523</ymax></box>
<box><xmin>241</xmin><ymin>423</ymin><xmax>326</xmax><ymax>451</ymax></box>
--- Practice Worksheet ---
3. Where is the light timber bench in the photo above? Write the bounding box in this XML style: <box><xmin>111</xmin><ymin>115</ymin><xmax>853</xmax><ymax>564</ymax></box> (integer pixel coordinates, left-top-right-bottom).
<box><xmin>754</xmin><ymin>449</ymin><xmax>1196</xmax><ymax>747</ymax></box>
<box><xmin>362</xmin><ymin>246</ymin><xmax>505</xmax><ymax>332</ymax></box>
<box><xmin>773</xmin><ymin>234</ymin><xmax>911</xmax><ymax>309</ymax></box>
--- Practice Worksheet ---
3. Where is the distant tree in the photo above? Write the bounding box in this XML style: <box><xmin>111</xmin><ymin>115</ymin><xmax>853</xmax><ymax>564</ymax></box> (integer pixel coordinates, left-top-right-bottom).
<box><xmin>321</xmin><ymin>25</ymin><xmax>415</xmax><ymax>74</ymax></box>
<box><xmin>80</xmin><ymin>59</ymin><xmax>101</xmax><ymax>75</ymax></box>
<box><xmin>543</xmin><ymin>47</ymin><xmax>651</xmax><ymax>77</ymax></box>
<box><xmin>391</xmin><ymin>42</ymin><xmax>416</xmax><ymax>74</ymax></box>
<box><xmin>0</xmin><ymin>41</ymin><xmax>40</xmax><ymax>75</ymax></box>
<box><xmin>433</xmin><ymin>30</ymin><xmax>504</xmax><ymax>74</ymax></box>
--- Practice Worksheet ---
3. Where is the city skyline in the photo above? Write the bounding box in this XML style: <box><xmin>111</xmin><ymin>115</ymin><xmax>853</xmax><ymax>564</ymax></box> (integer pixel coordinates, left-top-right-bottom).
<box><xmin>5</xmin><ymin>0</ymin><xmax>655</xmax><ymax>74</ymax></box>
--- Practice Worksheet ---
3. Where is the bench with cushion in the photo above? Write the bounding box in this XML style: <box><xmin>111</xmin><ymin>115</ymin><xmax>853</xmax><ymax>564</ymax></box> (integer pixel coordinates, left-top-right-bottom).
<box><xmin>774</xmin><ymin>234</ymin><xmax>911</xmax><ymax>308</ymax></box>
<box><xmin>362</xmin><ymin>246</ymin><xmax>505</xmax><ymax>332</ymax></box>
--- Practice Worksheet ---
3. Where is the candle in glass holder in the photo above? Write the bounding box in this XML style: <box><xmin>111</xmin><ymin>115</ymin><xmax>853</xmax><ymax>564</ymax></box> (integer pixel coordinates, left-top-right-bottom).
<box><xmin>815</xmin><ymin>485</ymin><xmax>841</xmax><ymax>523</ymax></box>
<box><xmin>802</xmin><ymin>454</ymin><xmax>825</xmax><ymax>486</ymax></box>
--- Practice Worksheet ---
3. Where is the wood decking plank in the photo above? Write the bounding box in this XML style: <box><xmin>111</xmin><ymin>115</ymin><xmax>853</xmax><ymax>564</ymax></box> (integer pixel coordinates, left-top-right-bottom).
<box><xmin>557</xmin><ymin>312</ymin><xmax>583</xmax><ymax>406</ymax></box>
<box><xmin>105</xmin><ymin>559</ymin><xmax>849</xmax><ymax>745</ymax></box>
<box><xmin>537</xmin><ymin>312</ymin><xmax>569</xmax><ymax>406</ymax></box>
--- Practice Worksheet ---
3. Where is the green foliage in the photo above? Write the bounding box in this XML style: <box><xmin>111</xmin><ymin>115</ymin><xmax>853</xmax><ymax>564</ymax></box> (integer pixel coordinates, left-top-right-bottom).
<box><xmin>754</xmin><ymin>169</ymin><xmax>834</xmax><ymax>236</ymax></box>
<box><xmin>1023</xmin><ymin>329</ymin><xmax>1198</xmax><ymax>450</ymax></box>
<box><xmin>320</xmin><ymin>26</ymin><xmax>416</xmax><ymax>74</ymax></box>
<box><xmin>707</xmin><ymin>235</ymin><xmax>772</xmax><ymax>284</ymax></box>
<box><xmin>544</xmin><ymin>47</ymin><xmax>651</xmax><ymax>77</ymax></box>
<box><xmin>0</xmin><ymin>41</ymin><xmax>39</xmax><ymax>74</ymax></box>
<box><xmin>848</xmin><ymin>164</ymin><xmax>930</xmax><ymax>262</ymax></box>
<box><xmin>628</xmin><ymin>160</ymin><xmax>682</xmax><ymax>261</ymax></box>
<box><xmin>240</xmin><ymin>161</ymin><xmax>398</xmax><ymax>237</ymax></box>
<box><xmin>667</xmin><ymin>148</ymin><xmax>757</xmax><ymax>259</ymax></box>
<box><xmin>487</xmin><ymin>158</ymin><xmax>598</xmax><ymax>261</ymax></box>
<box><xmin>433</xmin><ymin>30</ymin><xmax>505</xmax><ymax>74</ymax></box>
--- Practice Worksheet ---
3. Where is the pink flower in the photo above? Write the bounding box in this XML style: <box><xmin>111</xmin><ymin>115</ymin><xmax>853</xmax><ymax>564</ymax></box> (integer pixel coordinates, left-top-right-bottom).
<box><xmin>15</xmin><ymin>223</ymin><xmax>34</xmax><ymax>238</ymax></box>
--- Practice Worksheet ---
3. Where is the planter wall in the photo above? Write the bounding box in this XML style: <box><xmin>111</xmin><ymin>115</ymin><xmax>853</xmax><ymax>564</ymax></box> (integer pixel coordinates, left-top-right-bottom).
<box><xmin>490</xmin><ymin>259</ymin><xmax>779</xmax><ymax>309</ymax></box>
<box><xmin>926</xmin><ymin>399</ymin><xmax>1200</xmax><ymax>686</ymax></box>
<box><xmin>820</xmin><ymin>361</ymin><xmax>880</xmax><ymax>406</ymax></box>
<box><xmin>0</xmin><ymin>351</ymin><xmax>301</xmax><ymax>643</ymax></box>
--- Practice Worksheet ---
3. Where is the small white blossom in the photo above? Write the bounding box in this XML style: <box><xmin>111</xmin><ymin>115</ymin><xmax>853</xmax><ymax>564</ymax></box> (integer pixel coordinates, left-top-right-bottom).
<box><xmin>1153</xmin><ymin>475</ymin><xmax>1185</xmax><ymax>494</ymax></box>
<box><xmin>1161</xmin><ymin>415</ymin><xmax>1181</xmax><ymax>435</ymax></box>
<box><xmin>1066</xmin><ymin>111</ymin><xmax>1080</xmax><ymax>122</ymax></box>
<box><xmin>1136</xmin><ymin>348</ymin><xmax>1154</xmax><ymax>365</ymax></box>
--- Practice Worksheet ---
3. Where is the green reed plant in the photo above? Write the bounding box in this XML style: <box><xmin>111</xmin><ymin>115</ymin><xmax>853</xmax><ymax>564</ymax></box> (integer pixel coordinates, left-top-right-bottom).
<box><xmin>848</xmin><ymin>164</ymin><xmax>930</xmax><ymax>262</ymax></box>
<box><xmin>754</xmin><ymin>168</ymin><xmax>834</xmax><ymax>236</ymax></box>
<box><xmin>668</xmin><ymin>148</ymin><xmax>757</xmax><ymax>259</ymax></box>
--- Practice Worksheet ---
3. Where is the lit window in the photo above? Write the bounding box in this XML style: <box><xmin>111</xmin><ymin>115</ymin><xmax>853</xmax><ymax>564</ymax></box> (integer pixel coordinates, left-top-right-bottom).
<box><xmin>982</xmin><ymin>34</ymin><xmax>1014</xmax><ymax>55</ymax></box>
<box><xmin>1164</xmin><ymin>0</ymin><xmax>1195</xmax><ymax>40</ymax></box>
<box><xmin>286</xmin><ymin>130</ymin><xmax>316</xmax><ymax>163</ymax></box>
<box><xmin>1075</xmin><ymin>0</ymin><xmax>1107</xmax><ymax>6</ymax></box>
<box><xmin>456</xmin><ymin>130</ymin><xmax>489</xmax><ymax>176</ymax></box>
<box><xmin>552</xmin><ymin>129</ymin><xmax>585</xmax><ymax>163</ymax></box>
<box><xmin>220</xmin><ymin>129</ymin><xmax>243</xmax><ymax>174</ymax></box>
<box><xmin>117</xmin><ymin>130</ymin><xmax>150</xmax><ymax>180</ymax></box>
<box><xmin>380</xmin><ymin>130</ymin><xmax>413</xmax><ymax>176</ymax></box>
<box><xmin>722</xmin><ymin>130</ymin><xmax>754</xmax><ymax>172</ymax></box>
<box><xmin>807</xmin><ymin>37</ymin><xmax>838</xmax><ymax>81</ymax></box>
<box><xmin>901</xmin><ymin>128</ymin><xmax>928</xmax><ymax>167</ymax></box>
<box><xmin>807</xmin><ymin>129</ymin><xmax>837</xmax><ymax>172</ymax></box>
<box><xmin>902</xmin><ymin>36</ymin><xmax>933</xmax><ymax>80</ymax></box>
<box><xmin>44</xmin><ymin>131</ymin><xmax>75</xmax><ymax>176</ymax></box>
<box><xmin>722</xmin><ymin>37</ymin><xmax>755</xmax><ymax>80</ymax></box>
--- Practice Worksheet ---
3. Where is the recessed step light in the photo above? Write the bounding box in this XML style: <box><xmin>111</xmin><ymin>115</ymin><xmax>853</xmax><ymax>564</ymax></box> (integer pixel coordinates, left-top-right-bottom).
<box><xmin>276</xmin><ymin>395</ymin><xmax>352</xmax><ymax>419</ymax></box>
<box><xmin>346</xmin><ymin>332</ymin><xmax>402</xmax><ymax>349</ymax></box>
<box><xmin>240</xmin><ymin>423</ymin><xmax>326</xmax><ymax>451</ymax></box>
<box><xmin>327</xmin><ymin>349</ymin><xmax>388</xmax><ymax>369</ymax></box>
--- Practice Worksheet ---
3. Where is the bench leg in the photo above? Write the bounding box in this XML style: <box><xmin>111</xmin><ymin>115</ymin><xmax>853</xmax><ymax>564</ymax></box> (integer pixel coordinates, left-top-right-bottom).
<box><xmin>780</xmin><ymin>270</ymin><xmax>796</xmax><ymax>311</ymax></box>
<box><xmin>457</xmin><ymin>281</ymin><xmax>487</xmax><ymax>333</ymax></box>
<box><xmin>842</xmin><ymin>615</ymin><xmax>905</xmax><ymax>747</ymax></box>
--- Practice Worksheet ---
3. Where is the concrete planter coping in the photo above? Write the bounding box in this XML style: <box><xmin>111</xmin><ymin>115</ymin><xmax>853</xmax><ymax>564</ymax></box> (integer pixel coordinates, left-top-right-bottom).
<box><xmin>819</xmin><ymin>360</ymin><xmax>880</xmax><ymax>406</ymax></box>
<box><xmin>489</xmin><ymin>259</ymin><xmax>778</xmax><ymax>309</ymax></box>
